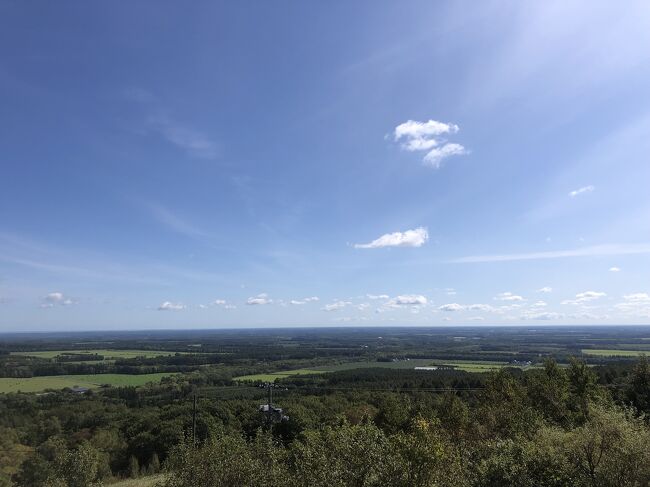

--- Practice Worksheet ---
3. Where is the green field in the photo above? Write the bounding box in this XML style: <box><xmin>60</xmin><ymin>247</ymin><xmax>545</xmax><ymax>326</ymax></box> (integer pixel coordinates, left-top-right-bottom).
<box><xmin>582</xmin><ymin>349</ymin><xmax>649</xmax><ymax>357</ymax></box>
<box><xmin>233</xmin><ymin>359</ymin><xmax>522</xmax><ymax>381</ymax></box>
<box><xmin>0</xmin><ymin>373</ymin><xmax>177</xmax><ymax>394</ymax></box>
<box><xmin>11</xmin><ymin>349</ymin><xmax>183</xmax><ymax>361</ymax></box>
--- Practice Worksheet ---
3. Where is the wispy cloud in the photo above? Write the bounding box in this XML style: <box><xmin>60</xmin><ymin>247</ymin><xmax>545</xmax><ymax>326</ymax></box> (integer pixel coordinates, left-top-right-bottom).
<box><xmin>246</xmin><ymin>293</ymin><xmax>272</xmax><ymax>305</ymax></box>
<box><xmin>569</xmin><ymin>185</ymin><xmax>595</xmax><ymax>198</ymax></box>
<box><xmin>146</xmin><ymin>203</ymin><xmax>208</xmax><ymax>239</ymax></box>
<box><xmin>322</xmin><ymin>300</ymin><xmax>350</xmax><ymax>312</ymax></box>
<box><xmin>439</xmin><ymin>303</ymin><xmax>464</xmax><ymax>312</ymax></box>
<box><xmin>41</xmin><ymin>292</ymin><xmax>75</xmax><ymax>308</ymax></box>
<box><xmin>147</xmin><ymin>115</ymin><xmax>218</xmax><ymax>159</ymax></box>
<box><xmin>537</xmin><ymin>287</ymin><xmax>553</xmax><ymax>293</ymax></box>
<box><xmin>609</xmin><ymin>267</ymin><xmax>621</xmax><ymax>272</ymax></box>
<box><xmin>494</xmin><ymin>292</ymin><xmax>525</xmax><ymax>302</ymax></box>
<box><xmin>561</xmin><ymin>291</ymin><xmax>606</xmax><ymax>305</ymax></box>
<box><xmin>394</xmin><ymin>119</ymin><xmax>467</xmax><ymax>168</ymax></box>
<box><xmin>355</xmin><ymin>227</ymin><xmax>428</xmax><ymax>249</ymax></box>
<box><xmin>450</xmin><ymin>243</ymin><xmax>650</xmax><ymax>263</ymax></box>
<box><xmin>158</xmin><ymin>301</ymin><xmax>186</xmax><ymax>311</ymax></box>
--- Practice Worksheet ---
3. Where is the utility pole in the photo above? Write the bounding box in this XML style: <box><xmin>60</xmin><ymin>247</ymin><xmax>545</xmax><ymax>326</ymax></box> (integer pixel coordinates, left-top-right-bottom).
<box><xmin>192</xmin><ymin>394</ymin><xmax>197</xmax><ymax>447</ymax></box>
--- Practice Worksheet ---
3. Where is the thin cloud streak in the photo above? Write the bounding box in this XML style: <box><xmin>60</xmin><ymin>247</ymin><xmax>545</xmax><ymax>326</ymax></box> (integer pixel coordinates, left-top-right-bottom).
<box><xmin>450</xmin><ymin>243</ymin><xmax>650</xmax><ymax>263</ymax></box>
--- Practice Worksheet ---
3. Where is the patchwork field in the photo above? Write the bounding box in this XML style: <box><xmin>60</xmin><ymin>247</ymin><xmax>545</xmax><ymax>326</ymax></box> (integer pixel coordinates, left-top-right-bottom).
<box><xmin>10</xmin><ymin>349</ymin><xmax>183</xmax><ymax>361</ymax></box>
<box><xmin>582</xmin><ymin>349</ymin><xmax>649</xmax><ymax>357</ymax></box>
<box><xmin>233</xmin><ymin>358</ymin><xmax>525</xmax><ymax>381</ymax></box>
<box><xmin>0</xmin><ymin>372</ymin><xmax>177</xmax><ymax>393</ymax></box>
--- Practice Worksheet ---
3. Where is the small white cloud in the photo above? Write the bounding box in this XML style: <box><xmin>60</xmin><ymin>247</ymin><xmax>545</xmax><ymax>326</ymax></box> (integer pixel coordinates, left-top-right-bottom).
<box><xmin>355</xmin><ymin>227</ymin><xmax>428</xmax><ymax>249</ymax></box>
<box><xmin>158</xmin><ymin>301</ymin><xmax>186</xmax><ymax>311</ymax></box>
<box><xmin>390</xmin><ymin>295</ymin><xmax>428</xmax><ymax>306</ymax></box>
<box><xmin>367</xmin><ymin>294</ymin><xmax>390</xmax><ymax>300</ymax></box>
<box><xmin>246</xmin><ymin>293</ymin><xmax>272</xmax><ymax>305</ymax></box>
<box><xmin>468</xmin><ymin>316</ymin><xmax>485</xmax><ymax>321</ymax></box>
<box><xmin>562</xmin><ymin>291</ymin><xmax>606</xmax><ymax>305</ymax></box>
<box><xmin>423</xmin><ymin>143</ymin><xmax>467</xmax><ymax>168</ymax></box>
<box><xmin>41</xmin><ymin>292</ymin><xmax>74</xmax><ymax>308</ymax></box>
<box><xmin>609</xmin><ymin>267</ymin><xmax>621</xmax><ymax>272</ymax></box>
<box><xmin>537</xmin><ymin>287</ymin><xmax>553</xmax><ymax>293</ymax></box>
<box><xmin>623</xmin><ymin>293</ymin><xmax>650</xmax><ymax>303</ymax></box>
<box><xmin>357</xmin><ymin>303</ymin><xmax>371</xmax><ymax>311</ymax></box>
<box><xmin>322</xmin><ymin>301</ymin><xmax>350</xmax><ymax>312</ymax></box>
<box><xmin>522</xmin><ymin>311</ymin><xmax>564</xmax><ymax>321</ymax></box>
<box><xmin>394</xmin><ymin>120</ymin><xmax>467</xmax><ymax>168</ymax></box>
<box><xmin>494</xmin><ymin>292</ymin><xmax>525</xmax><ymax>302</ymax></box>
<box><xmin>439</xmin><ymin>303</ymin><xmax>464</xmax><ymax>312</ymax></box>
<box><xmin>531</xmin><ymin>300</ymin><xmax>548</xmax><ymax>308</ymax></box>
<box><xmin>290</xmin><ymin>296</ymin><xmax>319</xmax><ymax>305</ymax></box>
<box><xmin>569</xmin><ymin>185</ymin><xmax>595</xmax><ymax>197</ymax></box>
<box><xmin>213</xmin><ymin>299</ymin><xmax>227</xmax><ymax>305</ymax></box>
<box><xmin>468</xmin><ymin>303</ymin><xmax>497</xmax><ymax>312</ymax></box>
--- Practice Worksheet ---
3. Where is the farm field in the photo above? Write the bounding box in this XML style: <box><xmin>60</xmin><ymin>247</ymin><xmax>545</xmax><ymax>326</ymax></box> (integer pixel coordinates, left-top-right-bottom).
<box><xmin>582</xmin><ymin>349</ymin><xmax>649</xmax><ymax>357</ymax></box>
<box><xmin>233</xmin><ymin>358</ymin><xmax>526</xmax><ymax>381</ymax></box>
<box><xmin>10</xmin><ymin>349</ymin><xmax>184</xmax><ymax>360</ymax></box>
<box><xmin>0</xmin><ymin>372</ymin><xmax>177</xmax><ymax>393</ymax></box>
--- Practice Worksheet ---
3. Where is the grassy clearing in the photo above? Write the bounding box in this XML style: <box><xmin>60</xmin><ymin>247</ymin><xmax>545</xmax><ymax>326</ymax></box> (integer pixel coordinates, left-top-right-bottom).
<box><xmin>233</xmin><ymin>369</ymin><xmax>326</xmax><ymax>382</ymax></box>
<box><xmin>11</xmin><ymin>349</ymin><xmax>183</xmax><ymax>361</ymax></box>
<box><xmin>0</xmin><ymin>373</ymin><xmax>178</xmax><ymax>394</ymax></box>
<box><xmin>582</xmin><ymin>349</ymin><xmax>649</xmax><ymax>357</ymax></box>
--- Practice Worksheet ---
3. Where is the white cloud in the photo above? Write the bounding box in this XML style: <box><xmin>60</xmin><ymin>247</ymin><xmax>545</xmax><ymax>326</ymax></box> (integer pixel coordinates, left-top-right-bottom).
<box><xmin>394</xmin><ymin>120</ymin><xmax>467</xmax><ymax>168</ymax></box>
<box><xmin>609</xmin><ymin>267</ymin><xmax>621</xmax><ymax>272</ymax></box>
<box><xmin>357</xmin><ymin>303</ymin><xmax>371</xmax><ymax>311</ymax></box>
<box><xmin>322</xmin><ymin>301</ymin><xmax>350</xmax><ymax>312</ymax></box>
<box><xmin>522</xmin><ymin>311</ymin><xmax>564</xmax><ymax>321</ymax></box>
<box><xmin>623</xmin><ymin>293</ymin><xmax>650</xmax><ymax>303</ymax></box>
<box><xmin>468</xmin><ymin>303</ymin><xmax>497</xmax><ymax>312</ymax></box>
<box><xmin>390</xmin><ymin>294</ymin><xmax>428</xmax><ymax>306</ymax></box>
<box><xmin>355</xmin><ymin>227</ymin><xmax>428</xmax><ymax>249</ymax></box>
<box><xmin>247</xmin><ymin>293</ymin><xmax>272</xmax><ymax>305</ymax></box>
<box><xmin>158</xmin><ymin>301</ymin><xmax>186</xmax><ymax>311</ymax></box>
<box><xmin>562</xmin><ymin>291</ymin><xmax>606</xmax><ymax>305</ymax></box>
<box><xmin>494</xmin><ymin>292</ymin><xmax>525</xmax><ymax>302</ymax></box>
<box><xmin>450</xmin><ymin>243</ymin><xmax>650</xmax><ymax>263</ymax></box>
<box><xmin>569</xmin><ymin>185</ymin><xmax>595</xmax><ymax>197</ymax></box>
<box><xmin>575</xmin><ymin>291</ymin><xmax>606</xmax><ymax>301</ymax></box>
<box><xmin>367</xmin><ymin>294</ymin><xmax>390</xmax><ymax>300</ymax></box>
<box><xmin>41</xmin><ymin>292</ymin><xmax>74</xmax><ymax>308</ymax></box>
<box><xmin>439</xmin><ymin>303</ymin><xmax>464</xmax><ymax>312</ymax></box>
<box><xmin>290</xmin><ymin>296</ymin><xmax>319</xmax><ymax>305</ymax></box>
<box><xmin>423</xmin><ymin>143</ymin><xmax>467</xmax><ymax>168</ymax></box>
<box><xmin>531</xmin><ymin>300</ymin><xmax>548</xmax><ymax>308</ymax></box>
<box><xmin>213</xmin><ymin>299</ymin><xmax>227</xmax><ymax>305</ymax></box>
<box><xmin>468</xmin><ymin>316</ymin><xmax>485</xmax><ymax>321</ymax></box>
<box><xmin>537</xmin><ymin>287</ymin><xmax>553</xmax><ymax>293</ymax></box>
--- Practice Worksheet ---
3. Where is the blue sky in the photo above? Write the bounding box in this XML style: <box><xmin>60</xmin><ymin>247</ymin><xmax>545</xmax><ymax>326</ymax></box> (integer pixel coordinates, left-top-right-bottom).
<box><xmin>1</xmin><ymin>1</ymin><xmax>650</xmax><ymax>331</ymax></box>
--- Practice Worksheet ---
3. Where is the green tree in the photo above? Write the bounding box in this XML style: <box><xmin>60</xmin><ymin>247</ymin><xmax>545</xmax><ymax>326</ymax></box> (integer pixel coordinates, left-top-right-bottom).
<box><xmin>626</xmin><ymin>355</ymin><xmax>650</xmax><ymax>415</ymax></box>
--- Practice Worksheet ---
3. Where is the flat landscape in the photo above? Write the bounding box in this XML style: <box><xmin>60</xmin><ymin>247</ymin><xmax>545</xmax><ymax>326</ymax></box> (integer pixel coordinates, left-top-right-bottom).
<box><xmin>582</xmin><ymin>348</ymin><xmax>650</xmax><ymax>357</ymax></box>
<box><xmin>0</xmin><ymin>372</ymin><xmax>177</xmax><ymax>393</ymax></box>
<box><xmin>11</xmin><ymin>349</ymin><xmax>183</xmax><ymax>360</ymax></box>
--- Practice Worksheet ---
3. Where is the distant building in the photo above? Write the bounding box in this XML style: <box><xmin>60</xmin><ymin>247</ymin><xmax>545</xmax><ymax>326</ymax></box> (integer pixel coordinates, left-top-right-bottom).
<box><xmin>414</xmin><ymin>366</ymin><xmax>438</xmax><ymax>371</ymax></box>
